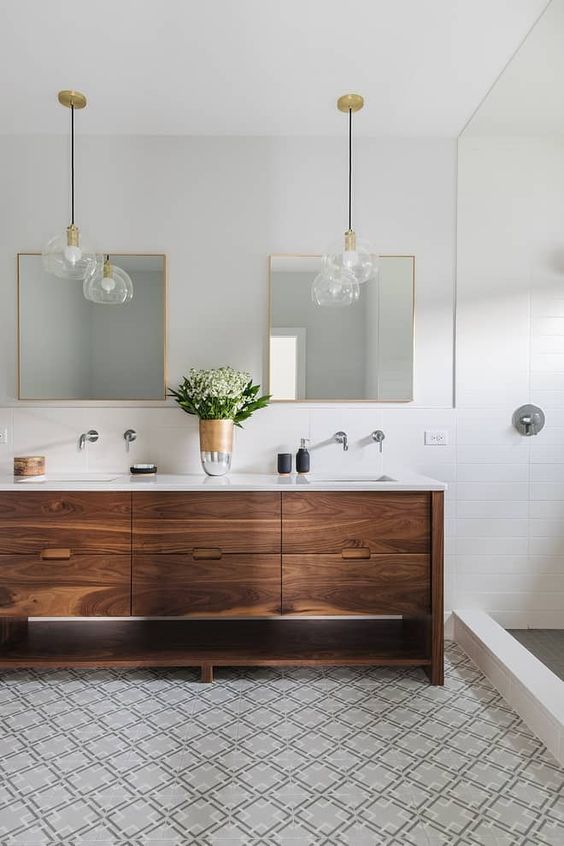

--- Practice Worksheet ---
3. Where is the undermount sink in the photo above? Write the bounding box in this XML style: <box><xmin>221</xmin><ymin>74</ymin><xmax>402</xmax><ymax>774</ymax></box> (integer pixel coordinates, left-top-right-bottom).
<box><xmin>46</xmin><ymin>474</ymin><xmax>121</xmax><ymax>483</ymax></box>
<box><xmin>307</xmin><ymin>475</ymin><xmax>396</xmax><ymax>483</ymax></box>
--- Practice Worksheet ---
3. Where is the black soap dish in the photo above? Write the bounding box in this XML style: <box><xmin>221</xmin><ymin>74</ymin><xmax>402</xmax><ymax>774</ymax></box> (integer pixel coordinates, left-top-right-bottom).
<box><xmin>130</xmin><ymin>464</ymin><xmax>157</xmax><ymax>475</ymax></box>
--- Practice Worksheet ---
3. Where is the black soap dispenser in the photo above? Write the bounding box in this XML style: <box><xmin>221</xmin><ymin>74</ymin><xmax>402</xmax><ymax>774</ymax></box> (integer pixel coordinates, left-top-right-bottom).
<box><xmin>296</xmin><ymin>438</ymin><xmax>310</xmax><ymax>474</ymax></box>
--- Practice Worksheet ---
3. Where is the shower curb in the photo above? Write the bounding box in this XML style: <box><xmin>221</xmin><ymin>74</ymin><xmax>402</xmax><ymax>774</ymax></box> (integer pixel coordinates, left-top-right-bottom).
<box><xmin>453</xmin><ymin>610</ymin><xmax>564</xmax><ymax>766</ymax></box>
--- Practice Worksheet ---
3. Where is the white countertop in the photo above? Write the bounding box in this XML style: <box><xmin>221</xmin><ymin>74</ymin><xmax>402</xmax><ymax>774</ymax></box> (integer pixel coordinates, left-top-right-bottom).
<box><xmin>0</xmin><ymin>473</ymin><xmax>447</xmax><ymax>492</ymax></box>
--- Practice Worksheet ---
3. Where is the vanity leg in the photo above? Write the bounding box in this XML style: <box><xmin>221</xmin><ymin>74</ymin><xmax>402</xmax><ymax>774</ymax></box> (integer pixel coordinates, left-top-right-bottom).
<box><xmin>425</xmin><ymin>658</ymin><xmax>444</xmax><ymax>686</ymax></box>
<box><xmin>201</xmin><ymin>664</ymin><xmax>214</xmax><ymax>684</ymax></box>
<box><xmin>0</xmin><ymin>617</ymin><xmax>28</xmax><ymax>647</ymax></box>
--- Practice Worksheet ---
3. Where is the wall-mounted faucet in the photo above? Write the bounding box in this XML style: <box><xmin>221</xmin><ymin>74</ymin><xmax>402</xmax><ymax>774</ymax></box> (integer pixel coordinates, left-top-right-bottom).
<box><xmin>79</xmin><ymin>430</ymin><xmax>99</xmax><ymax>450</ymax></box>
<box><xmin>124</xmin><ymin>429</ymin><xmax>137</xmax><ymax>452</ymax></box>
<box><xmin>334</xmin><ymin>431</ymin><xmax>349</xmax><ymax>452</ymax></box>
<box><xmin>371</xmin><ymin>430</ymin><xmax>386</xmax><ymax>453</ymax></box>
<box><xmin>513</xmin><ymin>404</ymin><xmax>545</xmax><ymax>437</ymax></box>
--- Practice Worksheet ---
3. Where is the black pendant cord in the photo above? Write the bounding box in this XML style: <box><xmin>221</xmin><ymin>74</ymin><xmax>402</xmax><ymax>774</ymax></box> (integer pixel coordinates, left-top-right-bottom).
<box><xmin>70</xmin><ymin>104</ymin><xmax>75</xmax><ymax>225</ymax></box>
<box><xmin>348</xmin><ymin>107</ymin><xmax>352</xmax><ymax>231</ymax></box>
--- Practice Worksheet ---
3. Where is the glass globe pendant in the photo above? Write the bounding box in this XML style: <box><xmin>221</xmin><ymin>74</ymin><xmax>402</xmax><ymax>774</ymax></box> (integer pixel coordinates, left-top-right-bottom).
<box><xmin>323</xmin><ymin>229</ymin><xmax>375</xmax><ymax>285</ymax></box>
<box><xmin>42</xmin><ymin>91</ymin><xmax>99</xmax><ymax>281</ymax></box>
<box><xmin>84</xmin><ymin>255</ymin><xmax>133</xmax><ymax>305</ymax></box>
<box><xmin>315</xmin><ymin>93</ymin><xmax>378</xmax><ymax>300</ymax></box>
<box><xmin>43</xmin><ymin>224</ymin><xmax>100</xmax><ymax>281</ymax></box>
<box><xmin>311</xmin><ymin>266</ymin><xmax>359</xmax><ymax>307</ymax></box>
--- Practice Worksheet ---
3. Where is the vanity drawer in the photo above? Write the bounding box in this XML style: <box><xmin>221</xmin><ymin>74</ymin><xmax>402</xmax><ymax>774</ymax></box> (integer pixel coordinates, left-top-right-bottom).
<box><xmin>133</xmin><ymin>492</ymin><xmax>281</xmax><ymax>554</ymax></box>
<box><xmin>0</xmin><ymin>493</ymin><xmax>131</xmax><ymax>555</ymax></box>
<box><xmin>132</xmin><ymin>553</ymin><xmax>281</xmax><ymax>616</ymax></box>
<box><xmin>0</xmin><ymin>553</ymin><xmax>130</xmax><ymax>617</ymax></box>
<box><xmin>282</xmin><ymin>492</ymin><xmax>430</xmax><ymax>554</ymax></box>
<box><xmin>282</xmin><ymin>554</ymin><xmax>430</xmax><ymax>615</ymax></box>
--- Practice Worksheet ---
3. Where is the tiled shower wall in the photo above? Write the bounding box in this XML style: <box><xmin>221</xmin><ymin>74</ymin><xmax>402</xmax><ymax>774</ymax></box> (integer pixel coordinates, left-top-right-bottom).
<box><xmin>1</xmin><ymin>134</ymin><xmax>563</xmax><ymax>628</ymax></box>
<box><xmin>455</xmin><ymin>136</ymin><xmax>564</xmax><ymax>629</ymax></box>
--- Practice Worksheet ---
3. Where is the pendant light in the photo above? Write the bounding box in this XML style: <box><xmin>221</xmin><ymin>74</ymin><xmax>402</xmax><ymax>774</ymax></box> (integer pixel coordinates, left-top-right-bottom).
<box><xmin>312</xmin><ymin>93</ymin><xmax>378</xmax><ymax>307</ymax></box>
<box><xmin>84</xmin><ymin>255</ymin><xmax>133</xmax><ymax>305</ymax></box>
<box><xmin>42</xmin><ymin>90</ymin><xmax>100</xmax><ymax>281</ymax></box>
<box><xmin>311</xmin><ymin>266</ymin><xmax>359</xmax><ymax>307</ymax></box>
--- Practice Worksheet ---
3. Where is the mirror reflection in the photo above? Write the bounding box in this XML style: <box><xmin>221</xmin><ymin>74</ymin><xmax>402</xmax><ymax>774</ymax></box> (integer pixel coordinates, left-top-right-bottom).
<box><xmin>18</xmin><ymin>253</ymin><xmax>166</xmax><ymax>400</ymax></box>
<box><xmin>269</xmin><ymin>255</ymin><xmax>414</xmax><ymax>401</ymax></box>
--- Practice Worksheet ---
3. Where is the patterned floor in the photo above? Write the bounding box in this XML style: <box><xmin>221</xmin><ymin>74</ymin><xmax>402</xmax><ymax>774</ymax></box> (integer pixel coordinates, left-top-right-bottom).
<box><xmin>508</xmin><ymin>630</ymin><xmax>564</xmax><ymax>682</ymax></box>
<box><xmin>0</xmin><ymin>643</ymin><xmax>562</xmax><ymax>845</ymax></box>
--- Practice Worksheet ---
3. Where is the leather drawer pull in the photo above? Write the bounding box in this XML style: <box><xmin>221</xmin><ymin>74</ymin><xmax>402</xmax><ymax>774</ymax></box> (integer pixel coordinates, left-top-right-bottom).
<box><xmin>193</xmin><ymin>547</ymin><xmax>223</xmax><ymax>560</ymax></box>
<box><xmin>341</xmin><ymin>547</ymin><xmax>370</xmax><ymax>560</ymax></box>
<box><xmin>40</xmin><ymin>548</ymin><xmax>72</xmax><ymax>560</ymax></box>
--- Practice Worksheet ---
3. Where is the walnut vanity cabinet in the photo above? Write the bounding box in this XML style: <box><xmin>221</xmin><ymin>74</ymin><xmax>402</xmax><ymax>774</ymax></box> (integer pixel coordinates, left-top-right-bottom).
<box><xmin>132</xmin><ymin>492</ymin><xmax>281</xmax><ymax>617</ymax></box>
<box><xmin>281</xmin><ymin>491</ymin><xmax>431</xmax><ymax>616</ymax></box>
<box><xmin>0</xmin><ymin>488</ymin><xmax>444</xmax><ymax>686</ymax></box>
<box><xmin>0</xmin><ymin>493</ymin><xmax>130</xmax><ymax>618</ymax></box>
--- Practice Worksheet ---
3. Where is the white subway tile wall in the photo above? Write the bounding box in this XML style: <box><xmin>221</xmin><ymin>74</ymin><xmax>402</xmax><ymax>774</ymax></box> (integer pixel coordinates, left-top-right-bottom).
<box><xmin>455</xmin><ymin>136</ymin><xmax>564</xmax><ymax>630</ymax></box>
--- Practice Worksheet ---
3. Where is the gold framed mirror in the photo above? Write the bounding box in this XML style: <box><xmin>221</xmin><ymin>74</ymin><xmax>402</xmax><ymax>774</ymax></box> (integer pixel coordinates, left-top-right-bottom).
<box><xmin>268</xmin><ymin>255</ymin><xmax>415</xmax><ymax>402</ymax></box>
<box><xmin>17</xmin><ymin>253</ymin><xmax>167</xmax><ymax>400</ymax></box>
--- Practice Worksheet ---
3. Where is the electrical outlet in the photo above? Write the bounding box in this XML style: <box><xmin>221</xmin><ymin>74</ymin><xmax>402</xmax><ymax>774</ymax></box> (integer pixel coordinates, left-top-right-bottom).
<box><xmin>424</xmin><ymin>429</ymin><xmax>449</xmax><ymax>446</ymax></box>
<box><xmin>0</xmin><ymin>428</ymin><xmax>9</xmax><ymax>445</ymax></box>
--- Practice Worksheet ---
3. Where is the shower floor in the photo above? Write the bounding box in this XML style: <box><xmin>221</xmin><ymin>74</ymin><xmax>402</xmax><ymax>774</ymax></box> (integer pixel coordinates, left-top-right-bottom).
<box><xmin>508</xmin><ymin>629</ymin><xmax>564</xmax><ymax>681</ymax></box>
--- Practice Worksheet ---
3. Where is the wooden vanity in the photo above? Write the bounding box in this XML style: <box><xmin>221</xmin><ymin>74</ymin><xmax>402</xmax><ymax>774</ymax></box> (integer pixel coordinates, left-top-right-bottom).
<box><xmin>0</xmin><ymin>484</ymin><xmax>444</xmax><ymax>684</ymax></box>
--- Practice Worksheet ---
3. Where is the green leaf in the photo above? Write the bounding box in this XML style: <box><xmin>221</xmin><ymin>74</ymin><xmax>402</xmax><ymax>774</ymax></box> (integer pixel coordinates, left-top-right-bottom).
<box><xmin>169</xmin><ymin>374</ymin><xmax>270</xmax><ymax>426</ymax></box>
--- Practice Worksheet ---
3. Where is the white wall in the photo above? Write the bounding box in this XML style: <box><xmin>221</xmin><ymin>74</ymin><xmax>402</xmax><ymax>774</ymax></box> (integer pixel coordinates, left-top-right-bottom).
<box><xmin>456</xmin><ymin>135</ymin><xmax>564</xmax><ymax>628</ymax></box>
<box><xmin>8</xmin><ymin>130</ymin><xmax>564</xmax><ymax>627</ymax></box>
<box><xmin>0</xmin><ymin>134</ymin><xmax>456</xmax><ymax>406</ymax></box>
<box><xmin>0</xmin><ymin>131</ymin><xmax>460</xmax><ymax>616</ymax></box>
<box><xmin>1</xmin><ymin>131</ymin><xmax>563</xmax><ymax>627</ymax></box>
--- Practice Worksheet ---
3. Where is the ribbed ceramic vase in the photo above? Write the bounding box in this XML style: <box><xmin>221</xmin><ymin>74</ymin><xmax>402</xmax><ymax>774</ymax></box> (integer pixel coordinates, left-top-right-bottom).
<box><xmin>199</xmin><ymin>419</ymin><xmax>234</xmax><ymax>476</ymax></box>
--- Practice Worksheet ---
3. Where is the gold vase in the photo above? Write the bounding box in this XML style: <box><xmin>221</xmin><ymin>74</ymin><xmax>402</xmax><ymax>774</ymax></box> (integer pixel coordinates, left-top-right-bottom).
<box><xmin>199</xmin><ymin>419</ymin><xmax>234</xmax><ymax>476</ymax></box>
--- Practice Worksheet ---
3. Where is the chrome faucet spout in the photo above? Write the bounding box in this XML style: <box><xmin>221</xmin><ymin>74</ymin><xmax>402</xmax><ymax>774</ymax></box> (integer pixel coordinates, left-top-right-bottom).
<box><xmin>334</xmin><ymin>431</ymin><xmax>349</xmax><ymax>452</ymax></box>
<box><xmin>79</xmin><ymin>430</ymin><xmax>99</xmax><ymax>451</ymax></box>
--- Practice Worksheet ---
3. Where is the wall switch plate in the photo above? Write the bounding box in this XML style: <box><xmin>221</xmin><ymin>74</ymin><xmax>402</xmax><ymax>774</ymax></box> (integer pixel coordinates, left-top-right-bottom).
<box><xmin>0</xmin><ymin>428</ymin><xmax>9</xmax><ymax>445</ymax></box>
<box><xmin>424</xmin><ymin>429</ymin><xmax>449</xmax><ymax>446</ymax></box>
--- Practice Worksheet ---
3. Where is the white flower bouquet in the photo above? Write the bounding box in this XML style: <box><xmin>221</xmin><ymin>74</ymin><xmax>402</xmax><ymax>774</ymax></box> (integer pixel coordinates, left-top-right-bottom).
<box><xmin>169</xmin><ymin>366</ymin><xmax>270</xmax><ymax>427</ymax></box>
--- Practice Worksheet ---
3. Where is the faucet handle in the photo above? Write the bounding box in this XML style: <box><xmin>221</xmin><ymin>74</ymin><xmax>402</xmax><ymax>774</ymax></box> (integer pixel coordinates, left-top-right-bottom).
<box><xmin>334</xmin><ymin>431</ymin><xmax>349</xmax><ymax>452</ymax></box>
<box><xmin>371</xmin><ymin>430</ymin><xmax>385</xmax><ymax>453</ymax></box>
<box><xmin>124</xmin><ymin>429</ymin><xmax>137</xmax><ymax>453</ymax></box>
<box><xmin>513</xmin><ymin>405</ymin><xmax>545</xmax><ymax>437</ymax></box>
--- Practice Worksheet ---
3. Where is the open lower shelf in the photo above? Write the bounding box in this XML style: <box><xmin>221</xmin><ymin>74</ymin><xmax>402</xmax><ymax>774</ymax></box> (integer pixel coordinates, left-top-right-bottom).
<box><xmin>0</xmin><ymin>619</ymin><xmax>431</xmax><ymax>670</ymax></box>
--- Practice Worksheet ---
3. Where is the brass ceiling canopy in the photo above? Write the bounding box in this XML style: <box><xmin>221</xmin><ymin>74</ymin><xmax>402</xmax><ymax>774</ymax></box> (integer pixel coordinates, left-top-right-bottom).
<box><xmin>337</xmin><ymin>93</ymin><xmax>364</xmax><ymax>113</ymax></box>
<box><xmin>57</xmin><ymin>90</ymin><xmax>87</xmax><ymax>109</ymax></box>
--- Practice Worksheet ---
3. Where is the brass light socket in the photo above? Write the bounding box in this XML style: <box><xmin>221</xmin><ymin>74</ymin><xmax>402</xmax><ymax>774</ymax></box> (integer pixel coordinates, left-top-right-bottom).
<box><xmin>103</xmin><ymin>258</ymin><xmax>113</xmax><ymax>277</ymax></box>
<box><xmin>344</xmin><ymin>229</ymin><xmax>357</xmax><ymax>251</ymax></box>
<box><xmin>66</xmin><ymin>224</ymin><xmax>79</xmax><ymax>246</ymax></box>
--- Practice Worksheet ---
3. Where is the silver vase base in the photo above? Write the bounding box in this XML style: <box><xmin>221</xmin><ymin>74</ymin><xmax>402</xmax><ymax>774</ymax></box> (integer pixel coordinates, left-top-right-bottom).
<box><xmin>201</xmin><ymin>451</ymin><xmax>232</xmax><ymax>477</ymax></box>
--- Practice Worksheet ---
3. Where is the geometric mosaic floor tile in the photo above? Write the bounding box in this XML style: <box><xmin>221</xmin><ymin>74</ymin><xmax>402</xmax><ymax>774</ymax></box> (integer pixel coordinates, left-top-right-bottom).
<box><xmin>0</xmin><ymin>644</ymin><xmax>562</xmax><ymax>845</ymax></box>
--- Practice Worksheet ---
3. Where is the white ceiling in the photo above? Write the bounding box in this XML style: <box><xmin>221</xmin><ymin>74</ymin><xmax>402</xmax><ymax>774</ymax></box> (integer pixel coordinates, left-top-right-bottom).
<box><xmin>465</xmin><ymin>0</ymin><xmax>564</xmax><ymax>135</ymax></box>
<box><xmin>0</xmin><ymin>0</ymin><xmax>549</xmax><ymax>137</ymax></box>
